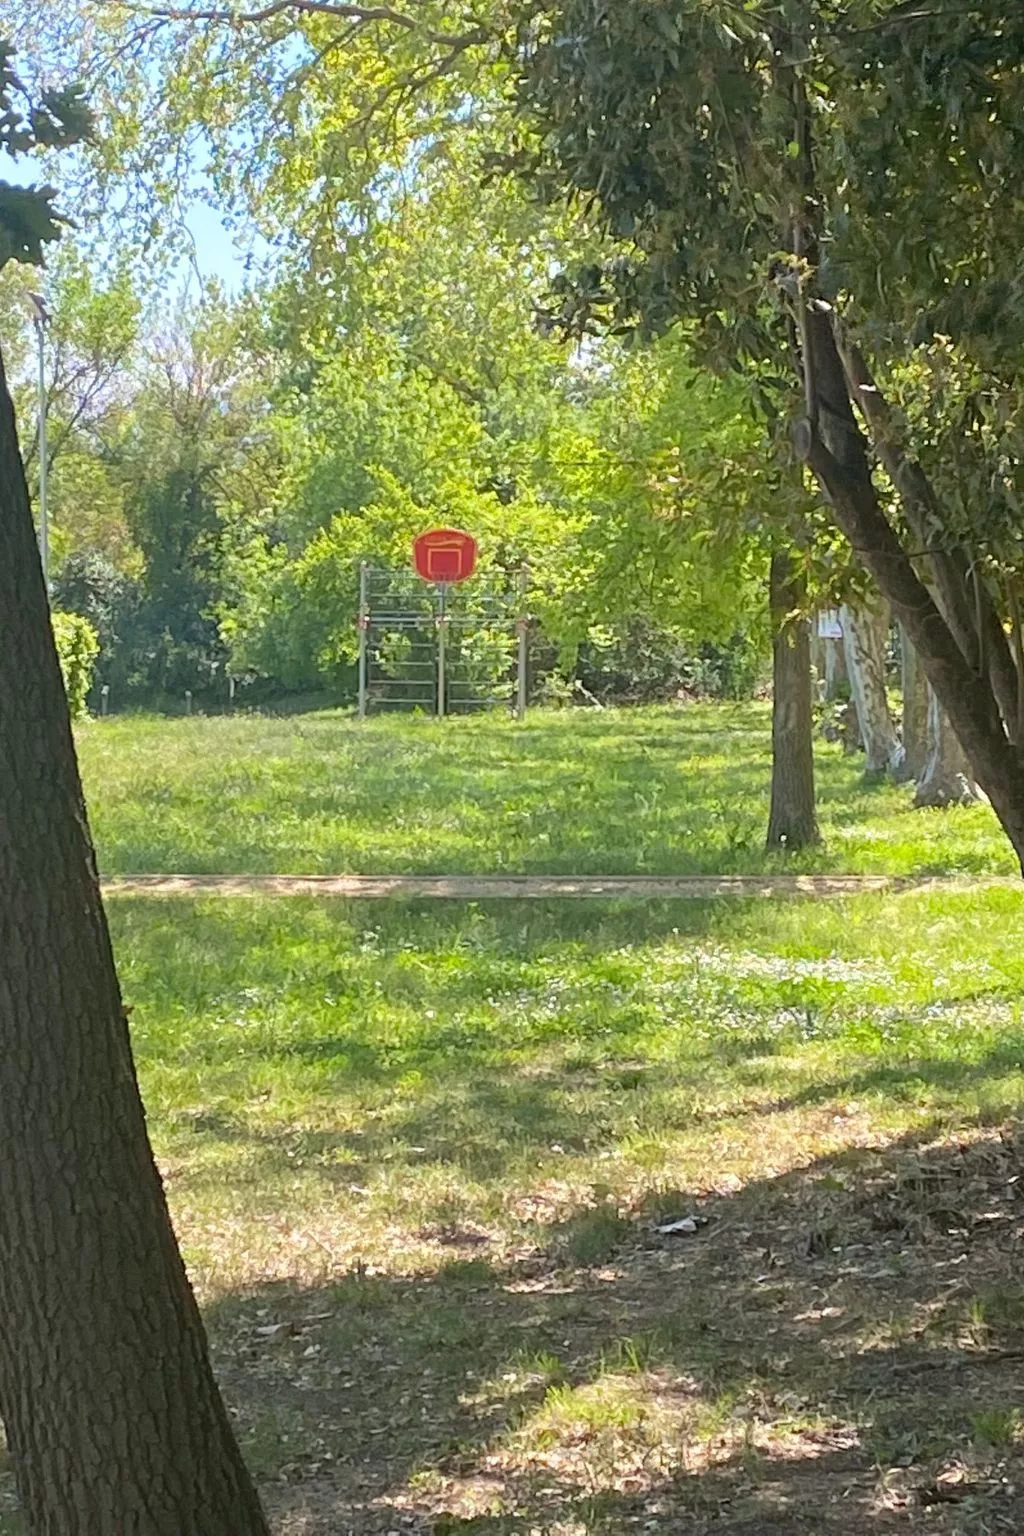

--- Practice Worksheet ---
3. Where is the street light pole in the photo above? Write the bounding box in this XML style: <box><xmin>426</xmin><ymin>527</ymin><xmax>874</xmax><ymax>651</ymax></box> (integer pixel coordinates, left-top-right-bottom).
<box><xmin>29</xmin><ymin>293</ymin><xmax>49</xmax><ymax>594</ymax></box>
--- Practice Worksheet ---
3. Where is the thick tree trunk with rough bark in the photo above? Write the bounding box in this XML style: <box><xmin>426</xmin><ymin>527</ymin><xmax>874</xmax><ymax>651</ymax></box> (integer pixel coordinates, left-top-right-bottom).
<box><xmin>0</xmin><ymin>352</ymin><xmax>270</xmax><ymax>1534</ymax></box>
<box><xmin>802</xmin><ymin>305</ymin><xmax>1024</xmax><ymax>870</ymax></box>
<box><xmin>767</xmin><ymin>553</ymin><xmax>820</xmax><ymax>850</ymax></box>
<box><xmin>898</xmin><ymin>626</ymin><xmax>929</xmax><ymax>784</ymax></box>
<box><xmin>915</xmin><ymin>687</ymin><xmax>982</xmax><ymax>808</ymax></box>
<box><xmin>840</xmin><ymin>601</ymin><xmax>903</xmax><ymax>777</ymax></box>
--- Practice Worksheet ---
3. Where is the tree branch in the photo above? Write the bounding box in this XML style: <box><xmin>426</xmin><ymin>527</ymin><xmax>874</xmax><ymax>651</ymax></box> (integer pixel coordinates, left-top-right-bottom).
<box><xmin>833</xmin><ymin>319</ymin><xmax>1021</xmax><ymax>737</ymax></box>
<box><xmin>99</xmin><ymin>0</ymin><xmax>490</xmax><ymax>50</ymax></box>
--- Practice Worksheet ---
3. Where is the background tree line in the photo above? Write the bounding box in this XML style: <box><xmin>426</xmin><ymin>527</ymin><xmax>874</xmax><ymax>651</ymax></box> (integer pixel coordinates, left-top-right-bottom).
<box><xmin>5</xmin><ymin>216</ymin><xmax>773</xmax><ymax>712</ymax></box>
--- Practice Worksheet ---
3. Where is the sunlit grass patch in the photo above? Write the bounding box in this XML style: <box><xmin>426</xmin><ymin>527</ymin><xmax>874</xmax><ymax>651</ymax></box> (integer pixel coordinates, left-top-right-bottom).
<box><xmin>104</xmin><ymin>884</ymin><xmax>1024</xmax><ymax>1302</ymax></box>
<box><xmin>77</xmin><ymin>702</ymin><xmax>1015</xmax><ymax>878</ymax></box>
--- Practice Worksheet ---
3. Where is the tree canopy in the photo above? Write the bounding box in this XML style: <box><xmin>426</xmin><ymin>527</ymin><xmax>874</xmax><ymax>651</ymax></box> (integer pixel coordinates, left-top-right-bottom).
<box><xmin>7</xmin><ymin>0</ymin><xmax>1024</xmax><ymax>857</ymax></box>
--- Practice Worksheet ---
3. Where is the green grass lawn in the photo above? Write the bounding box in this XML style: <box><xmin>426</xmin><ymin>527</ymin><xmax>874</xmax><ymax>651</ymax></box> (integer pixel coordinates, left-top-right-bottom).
<box><xmin>77</xmin><ymin>702</ymin><xmax>1016</xmax><ymax>876</ymax></box>
<box><xmin>4</xmin><ymin>705</ymin><xmax>1019</xmax><ymax>1533</ymax></box>
<box><xmin>87</xmin><ymin>880</ymin><xmax>1024</xmax><ymax>1533</ymax></box>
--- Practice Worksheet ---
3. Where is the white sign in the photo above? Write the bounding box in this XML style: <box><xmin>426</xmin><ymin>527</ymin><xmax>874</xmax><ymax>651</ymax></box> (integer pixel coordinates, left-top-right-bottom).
<box><xmin>817</xmin><ymin>610</ymin><xmax>843</xmax><ymax>639</ymax></box>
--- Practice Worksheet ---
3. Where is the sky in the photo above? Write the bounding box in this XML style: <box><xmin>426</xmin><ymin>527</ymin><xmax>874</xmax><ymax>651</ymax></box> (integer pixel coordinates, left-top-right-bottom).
<box><xmin>181</xmin><ymin>198</ymin><xmax>273</xmax><ymax>294</ymax></box>
<box><xmin>4</xmin><ymin>144</ymin><xmax>271</xmax><ymax>298</ymax></box>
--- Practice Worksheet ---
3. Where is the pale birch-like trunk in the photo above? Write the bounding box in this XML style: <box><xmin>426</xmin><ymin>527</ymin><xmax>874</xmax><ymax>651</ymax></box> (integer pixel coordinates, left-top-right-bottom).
<box><xmin>840</xmin><ymin>602</ymin><xmax>903</xmax><ymax>776</ymax></box>
<box><xmin>824</xmin><ymin>636</ymin><xmax>847</xmax><ymax>701</ymax></box>
<box><xmin>896</xmin><ymin>625</ymin><xmax>929</xmax><ymax>784</ymax></box>
<box><xmin>915</xmin><ymin>686</ymin><xmax>982</xmax><ymax>808</ymax></box>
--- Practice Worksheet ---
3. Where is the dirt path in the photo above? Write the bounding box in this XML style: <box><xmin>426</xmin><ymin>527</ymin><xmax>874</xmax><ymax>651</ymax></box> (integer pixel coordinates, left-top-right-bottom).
<box><xmin>100</xmin><ymin>872</ymin><xmax>1010</xmax><ymax>900</ymax></box>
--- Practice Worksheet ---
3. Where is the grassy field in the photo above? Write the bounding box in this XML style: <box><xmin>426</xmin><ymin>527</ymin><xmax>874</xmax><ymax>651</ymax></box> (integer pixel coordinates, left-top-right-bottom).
<box><xmin>97</xmin><ymin>884</ymin><xmax>1024</xmax><ymax>1534</ymax></box>
<box><xmin>6</xmin><ymin>706</ymin><xmax>1022</xmax><ymax>1533</ymax></box>
<box><xmin>77</xmin><ymin>702</ymin><xmax>1015</xmax><ymax>876</ymax></box>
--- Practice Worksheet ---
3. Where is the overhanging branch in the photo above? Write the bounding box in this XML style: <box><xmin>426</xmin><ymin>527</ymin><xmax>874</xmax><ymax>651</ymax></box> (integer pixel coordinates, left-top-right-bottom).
<box><xmin>832</xmin><ymin>315</ymin><xmax>1021</xmax><ymax>731</ymax></box>
<box><xmin>98</xmin><ymin>0</ymin><xmax>490</xmax><ymax>50</ymax></box>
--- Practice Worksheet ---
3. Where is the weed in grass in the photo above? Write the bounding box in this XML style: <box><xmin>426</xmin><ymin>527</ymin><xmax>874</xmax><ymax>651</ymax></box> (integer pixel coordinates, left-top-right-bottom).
<box><xmin>527</xmin><ymin>1375</ymin><xmax>663</xmax><ymax>1458</ymax></box>
<box><xmin>970</xmin><ymin>1408</ymin><xmax>1022</xmax><ymax>1448</ymax></box>
<box><xmin>553</xmin><ymin>1206</ymin><xmax>631</xmax><ymax>1267</ymax></box>
<box><xmin>977</xmin><ymin>1285</ymin><xmax>1024</xmax><ymax>1343</ymax></box>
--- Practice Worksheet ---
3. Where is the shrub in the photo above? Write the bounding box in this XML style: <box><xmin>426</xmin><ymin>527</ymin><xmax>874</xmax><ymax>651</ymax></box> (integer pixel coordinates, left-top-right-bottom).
<box><xmin>52</xmin><ymin>610</ymin><xmax>100</xmax><ymax>720</ymax></box>
<box><xmin>573</xmin><ymin>618</ymin><xmax>766</xmax><ymax>704</ymax></box>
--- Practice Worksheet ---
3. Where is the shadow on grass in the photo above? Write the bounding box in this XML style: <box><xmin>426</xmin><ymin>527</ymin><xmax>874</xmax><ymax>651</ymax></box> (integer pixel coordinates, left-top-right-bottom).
<box><xmin>202</xmin><ymin>1124</ymin><xmax>1024</xmax><ymax>1534</ymax></box>
<box><xmin>161</xmin><ymin>1027</ymin><xmax>1024</xmax><ymax>1202</ymax></box>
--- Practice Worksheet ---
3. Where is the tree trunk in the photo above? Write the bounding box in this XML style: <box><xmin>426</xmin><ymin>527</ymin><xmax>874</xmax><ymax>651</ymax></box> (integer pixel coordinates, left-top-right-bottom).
<box><xmin>809</xmin><ymin>632</ymin><xmax>825</xmax><ymax>695</ymax></box>
<box><xmin>801</xmin><ymin>304</ymin><xmax>1024</xmax><ymax>870</ymax></box>
<box><xmin>841</xmin><ymin>698</ymin><xmax>863</xmax><ymax>754</ymax></box>
<box><xmin>824</xmin><ymin>634</ymin><xmax>847</xmax><ymax>700</ymax></box>
<box><xmin>766</xmin><ymin>553</ymin><xmax>820</xmax><ymax>850</ymax></box>
<box><xmin>898</xmin><ymin>625</ymin><xmax>929</xmax><ymax>783</ymax></box>
<box><xmin>835</xmin><ymin>337</ymin><xmax>1021</xmax><ymax>735</ymax></box>
<box><xmin>0</xmin><ymin>351</ymin><xmax>270</xmax><ymax>1532</ymax></box>
<box><xmin>840</xmin><ymin>601</ymin><xmax>903</xmax><ymax>777</ymax></box>
<box><xmin>915</xmin><ymin>687</ymin><xmax>982</xmax><ymax>808</ymax></box>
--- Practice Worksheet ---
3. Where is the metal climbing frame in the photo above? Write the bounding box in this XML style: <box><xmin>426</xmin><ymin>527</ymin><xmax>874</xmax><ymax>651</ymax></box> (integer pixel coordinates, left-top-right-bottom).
<box><xmin>357</xmin><ymin>562</ymin><xmax>529</xmax><ymax>719</ymax></box>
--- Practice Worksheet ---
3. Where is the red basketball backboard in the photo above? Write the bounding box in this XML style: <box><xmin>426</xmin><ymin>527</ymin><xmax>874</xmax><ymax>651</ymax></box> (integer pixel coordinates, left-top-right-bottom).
<box><xmin>412</xmin><ymin>528</ymin><xmax>478</xmax><ymax>584</ymax></box>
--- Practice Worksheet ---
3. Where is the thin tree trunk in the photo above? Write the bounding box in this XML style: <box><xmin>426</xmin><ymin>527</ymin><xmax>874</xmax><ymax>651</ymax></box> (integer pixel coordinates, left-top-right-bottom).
<box><xmin>782</xmin><ymin>60</ymin><xmax>1024</xmax><ymax>866</ymax></box>
<box><xmin>915</xmin><ymin>687</ymin><xmax>982</xmax><ymax>808</ymax></box>
<box><xmin>842</xmin><ymin>697</ymin><xmax>863</xmax><ymax>754</ymax></box>
<box><xmin>767</xmin><ymin>553</ymin><xmax>820</xmax><ymax>850</ymax></box>
<box><xmin>898</xmin><ymin>626</ymin><xmax>929</xmax><ymax>783</ymax></box>
<box><xmin>840</xmin><ymin>601</ymin><xmax>903</xmax><ymax>777</ymax></box>
<box><xmin>0</xmin><ymin>350</ymin><xmax>270</xmax><ymax>1532</ymax></box>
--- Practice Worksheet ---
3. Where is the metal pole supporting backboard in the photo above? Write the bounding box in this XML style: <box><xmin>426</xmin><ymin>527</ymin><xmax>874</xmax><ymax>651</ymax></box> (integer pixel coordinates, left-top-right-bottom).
<box><xmin>436</xmin><ymin>582</ymin><xmax>448</xmax><ymax>718</ymax></box>
<box><xmin>357</xmin><ymin>561</ymin><xmax>369</xmax><ymax>719</ymax></box>
<box><xmin>516</xmin><ymin>562</ymin><xmax>529</xmax><ymax>721</ymax></box>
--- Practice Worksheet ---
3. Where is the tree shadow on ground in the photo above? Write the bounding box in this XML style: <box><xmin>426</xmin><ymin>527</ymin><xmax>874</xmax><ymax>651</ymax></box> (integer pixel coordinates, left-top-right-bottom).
<box><xmin>204</xmin><ymin>1121</ymin><xmax>1024</xmax><ymax>1535</ymax></box>
<box><xmin>158</xmin><ymin>1024</ymin><xmax>1024</xmax><ymax>1205</ymax></box>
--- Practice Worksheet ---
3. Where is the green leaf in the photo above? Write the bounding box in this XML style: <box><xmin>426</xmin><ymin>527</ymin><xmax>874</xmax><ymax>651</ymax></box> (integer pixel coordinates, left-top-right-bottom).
<box><xmin>0</xmin><ymin>182</ymin><xmax>66</xmax><ymax>269</ymax></box>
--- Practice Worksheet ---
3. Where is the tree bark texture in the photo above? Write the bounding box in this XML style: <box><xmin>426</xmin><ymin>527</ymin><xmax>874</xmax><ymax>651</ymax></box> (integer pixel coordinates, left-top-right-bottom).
<box><xmin>915</xmin><ymin>687</ymin><xmax>982</xmax><ymax>808</ymax></box>
<box><xmin>841</xmin><ymin>699</ymin><xmax>863</xmax><ymax>754</ymax></box>
<box><xmin>823</xmin><ymin>634</ymin><xmax>847</xmax><ymax>701</ymax></box>
<box><xmin>898</xmin><ymin>626</ymin><xmax>929</xmax><ymax>784</ymax></box>
<box><xmin>802</xmin><ymin>304</ymin><xmax>1024</xmax><ymax>870</ymax></box>
<box><xmin>0</xmin><ymin>352</ymin><xmax>270</xmax><ymax>1534</ymax></box>
<box><xmin>840</xmin><ymin>601</ymin><xmax>903</xmax><ymax>777</ymax></box>
<box><xmin>766</xmin><ymin>553</ymin><xmax>820</xmax><ymax>850</ymax></box>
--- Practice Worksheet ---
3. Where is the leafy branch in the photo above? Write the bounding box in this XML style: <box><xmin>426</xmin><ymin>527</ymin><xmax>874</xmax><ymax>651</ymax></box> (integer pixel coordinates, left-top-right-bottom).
<box><xmin>0</xmin><ymin>42</ymin><xmax>92</xmax><ymax>269</ymax></box>
<box><xmin>95</xmin><ymin>0</ymin><xmax>490</xmax><ymax>50</ymax></box>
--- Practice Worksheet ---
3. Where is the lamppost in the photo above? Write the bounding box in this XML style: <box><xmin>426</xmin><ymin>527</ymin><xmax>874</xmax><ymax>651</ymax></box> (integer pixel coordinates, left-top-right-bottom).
<box><xmin>28</xmin><ymin>291</ymin><xmax>50</xmax><ymax>593</ymax></box>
